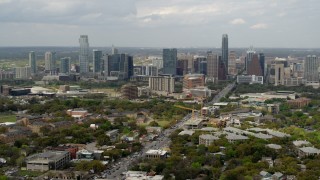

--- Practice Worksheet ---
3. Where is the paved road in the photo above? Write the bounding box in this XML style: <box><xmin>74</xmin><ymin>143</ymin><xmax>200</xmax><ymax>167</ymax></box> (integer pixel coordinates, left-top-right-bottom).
<box><xmin>208</xmin><ymin>82</ymin><xmax>236</xmax><ymax>105</ymax></box>
<box><xmin>104</xmin><ymin>82</ymin><xmax>236</xmax><ymax>179</ymax></box>
<box><xmin>104</xmin><ymin>114</ymin><xmax>191</xmax><ymax>179</ymax></box>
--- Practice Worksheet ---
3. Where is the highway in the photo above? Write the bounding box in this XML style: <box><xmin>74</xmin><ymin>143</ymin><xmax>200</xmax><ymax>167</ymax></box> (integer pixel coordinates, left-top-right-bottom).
<box><xmin>105</xmin><ymin>82</ymin><xmax>236</xmax><ymax>179</ymax></box>
<box><xmin>207</xmin><ymin>82</ymin><xmax>236</xmax><ymax>105</ymax></box>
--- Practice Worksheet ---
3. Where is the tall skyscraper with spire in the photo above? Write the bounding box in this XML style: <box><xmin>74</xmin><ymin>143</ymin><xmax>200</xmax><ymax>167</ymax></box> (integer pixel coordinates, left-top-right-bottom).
<box><xmin>79</xmin><ymin>35</ymin><xmax>89</xmax><ymax>73</ymax></box>
<box><xmin>221</xmin><ymin>34</ymin><xmax>228</xmax><ymax>74</ymax></box>
<box><xmin>29</xmin><ymin>51</ymin><xmax>36</xmax><ymax>74</ymax></box>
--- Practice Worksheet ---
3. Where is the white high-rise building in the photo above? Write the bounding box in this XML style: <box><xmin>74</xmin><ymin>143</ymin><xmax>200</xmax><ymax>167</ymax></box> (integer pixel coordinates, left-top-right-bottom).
<box><xmin>45</xmin><ymin>52</ymin><xmax>56</xmax><ymax>72</ymax></box>
<box><xmin>304</xmin><ymin>55</ymin><xmax>319</xmax><ymax>84</ymax></box>
<box><xmin>14</xmin><ymin>67</ymin><xmax>31</xmax><ymax>79</ymax></box>
<box><xmin>79</xmin><ymin>35</ymin><xmax>89</xmax><ymax>73</ymax></box>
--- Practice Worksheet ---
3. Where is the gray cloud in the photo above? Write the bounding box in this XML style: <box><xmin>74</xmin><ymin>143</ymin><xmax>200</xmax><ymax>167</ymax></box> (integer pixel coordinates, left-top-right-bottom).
<box><xmin>0</xmin><ymin>0</ymin><xmax>319</xmax><ymax>48</ymax></box>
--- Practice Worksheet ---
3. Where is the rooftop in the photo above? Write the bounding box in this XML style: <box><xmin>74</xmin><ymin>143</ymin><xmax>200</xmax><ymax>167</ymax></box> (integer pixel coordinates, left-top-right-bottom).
<box><xmin>266</xmin><ymin>144</ymin><xmax>282</xmax><ymax>150</ymax></box>
<box><xmin>178</xmin><ymin>130</ymin><xmax>195</xmax><ymax>136</ymax></box>
<box><xmin>26</xmin><ymin>151</ymin><xmax>69</xmax><ymax>163</ymax></box>
<box><xmin>299</xmin><ymin>147</ymin><xmax>320</xmax><ymax>154</ymax></box>
<box><xmin>293</xmin><ymin>140</ymin><xmax>311</xmax><ymax>147</ymax></box>
<box><xmin>146</xmin><ymin>149</ymin><xmax>167</xmax><ymax>156</ymax></box>
<box><xmin>199</xmin><ymin>134</ymin><xmax>219</xmax><ymax>140</ymax></box>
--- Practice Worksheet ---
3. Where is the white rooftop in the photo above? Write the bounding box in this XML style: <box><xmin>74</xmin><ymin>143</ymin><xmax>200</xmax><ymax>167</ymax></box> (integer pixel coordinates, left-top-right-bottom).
<box><xmin>299</xmin><ymin>147</ymin><xmax>320</xmax><ymax>154</ymax></box>
<box><xmin>266</xmin><ymin>144</ymin><xmax>282</xmax><ymax>150</ymax></box>
<box><xmin>293</xmin><ymin>140</ymin><xmax>311</xmax><ymax>147</ymax></box>
<box><xmin>178</xmin><ymin>130</ymin><xmax>195</xmax><ymax>136</ymax></box>
<box><xmin>146</xmin><ymin>149</ymin><xmax>167</xmax><ymax>156</ymax></box>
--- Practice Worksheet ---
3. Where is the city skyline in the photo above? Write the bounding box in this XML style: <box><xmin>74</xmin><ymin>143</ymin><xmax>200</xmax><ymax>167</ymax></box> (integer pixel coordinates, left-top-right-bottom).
<box><xmin>0</xmin><ymin>0</ymin><xmax>319</xmax><ymax>48</ymax></box>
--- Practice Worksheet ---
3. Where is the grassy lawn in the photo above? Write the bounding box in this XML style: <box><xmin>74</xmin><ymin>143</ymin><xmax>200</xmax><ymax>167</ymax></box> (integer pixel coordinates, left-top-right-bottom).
<box><xmin>157</xmin><ymin>121</ymin><xmax>171</xmax><ymax>128</ymax></box>
<box><xmin>17</xmin><ymin>170</ymin><xmax>44</xmax><ymax>177</ymax></box>
<box><xmin>0</xmin><ymin>114</ymin><xmax>17</xmax><ymax>123</ymax></box>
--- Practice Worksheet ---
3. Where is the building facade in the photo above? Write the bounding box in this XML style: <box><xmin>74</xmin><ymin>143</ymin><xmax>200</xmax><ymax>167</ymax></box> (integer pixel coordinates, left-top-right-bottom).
<box><xmin>163</xmin><ymin>48</ymin><xmax>177</xmax><ymax>75</ymax></box>
<box><xmin>104</xmin><ymin>53</ymin><xmax>133</xmax><ymax>80</ymax></box>
<box><xmin>222</xmin><ymin>34</ymin><xmax>228</xmax><ymax>73</ymax></box>
<box><xmin>26</xmin><ymin>151</ymin><xmax>71</xmax><ymax>172</ymax></box>
<box><xmin>60</xmin><ymin>57</ymin><xmax>70</xmax><ymax>74</ymax></box>
<box><xmin>207</xmin><ymin>52</ymin><xmax>219</xmax><ymax>83</ymax></box>
<box><xmin>149</xmin><ymin>75</ymin><xmax>175</xmax><ymax>93</ymax></box>
<box><xmin>93</xmin><ymin>50</ymin><xmax>102</xmax><ymax>74</ymax></box>
<box><xmin>45</xmin><ymin>51</ymin><xmax>56</xmax><ymax>72</ymax></box>
<box><xmin>14</xmin><ymin>67</ymin><xmax>31</xmax><ymax>79</ymax></box>
<box><xmin>304</xmin><ymin>55</ymin><xmax>319</xmax><ymax>84</ymax></box>
<box><xmin>79</xmin><ymin>35</ymin><xmax>89</xmax><ymax>73</ymax></box>
<box><xmin>183</xmin><ymin>74</ymin><xmax>205</xmax><ymax>90</ymax></box>
<box><xmin>29</xmin><ymin>51</ymin><xmax>37</xmax><ymax>74</ymax></box>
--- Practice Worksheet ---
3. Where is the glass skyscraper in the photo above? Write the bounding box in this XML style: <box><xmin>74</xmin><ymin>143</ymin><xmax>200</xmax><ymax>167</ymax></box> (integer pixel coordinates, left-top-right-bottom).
<box><xmin>93</xmin><ymin>50</ymin><xmax>102</xmax><ymax>74</ymax></box>
<box><xmin>163</xmin><ymin>48</ymin><xmax>177</xmax><ymax>75</ymax></box>
<box><xmin>29</xmin><ymin>51</ymin><xmax>36</xmax><ymax>74</ymax></box>
<box><xmin>79</xmin><ymin>35</ymin><xmax>89</xmax><ymax>73</ymax></box>
<box><xmin>222</xmin><ymin>34</ymin><xmax>228</xmax><ymax>73</ymax></box>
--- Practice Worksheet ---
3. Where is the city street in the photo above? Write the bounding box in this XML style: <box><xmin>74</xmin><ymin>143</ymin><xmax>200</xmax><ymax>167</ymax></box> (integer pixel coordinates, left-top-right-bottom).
<box><xmin>105</xmin><ymin>83</ymin><xmax>235</xmax><ymax>179</ymax></box>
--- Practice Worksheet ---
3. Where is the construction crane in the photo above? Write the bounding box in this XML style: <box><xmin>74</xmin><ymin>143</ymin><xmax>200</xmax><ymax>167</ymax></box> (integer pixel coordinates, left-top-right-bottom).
<box><xmin>174</xmin><ymin>105</ymin><xmax>198</xmax><ymax>120</ymax></box>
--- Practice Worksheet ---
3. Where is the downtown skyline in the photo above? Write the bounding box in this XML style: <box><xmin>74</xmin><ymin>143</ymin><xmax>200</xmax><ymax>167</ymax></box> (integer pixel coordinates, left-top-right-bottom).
<box><xmin>0</xmin><ymin>0</ymin><xmax>319</xmax><ymax>48</ymax></box>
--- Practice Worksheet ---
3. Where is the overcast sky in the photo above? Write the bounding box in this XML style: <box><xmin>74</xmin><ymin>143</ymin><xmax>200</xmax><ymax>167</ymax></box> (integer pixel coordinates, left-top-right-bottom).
<box><xmin>0</xmin><ymin>0</ymin><xmax>319</xmax><ymax>48</ymax></box>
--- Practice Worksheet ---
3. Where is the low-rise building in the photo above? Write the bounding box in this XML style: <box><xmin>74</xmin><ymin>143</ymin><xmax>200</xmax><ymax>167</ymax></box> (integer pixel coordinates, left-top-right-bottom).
<box><xmin>199</xmin><ymin>134</ymin><xmax>219</xmax><ymax>147</ymax></box>
<box><xmin>293</xmin><ymin>140</ymin><xmax>311</xmax><ymax>147</ymax></box>
<box><xmin>66</xmin><ymin>109</ymin><xmax>88</xmax><ymax>119</ymax></box>
<box><xmin>121</xmin><ymin>84</ymin><xmax>138</xmax><ymax>99</ymax></box>
<box><xmin>298</xmin><ymin>147</ymin><xmax>320</xmax><ymax>157</ymax></box>
<box><xmin>76</xmin><ymin>149</ymin><xmax>94</xmax><ymax>160</ymax></box>
<box><xmin>26</xmin><ymin>151</ymin><xmax>70</xmax><ymax>171</ymax></box>
<box><xmin>45</xmin><ymin>145</ymin><xmax>79</xmax><ymax>159</ymax></box>
<box><xmin>106</xmin><ymin>129</ymin><xmax>119</xmax><ymax>141</ymax></box>
<box><xmin>124</xmin><ymin>171</ymin><xmax>164</xmax><ymax>180</ymax></box>
<box><xmin>183</xmin><ymin>74</ymin><xmax>205</xmax><ymax>90</ymax></box>
<box><xmin>237</xmin><ymin>75</ymin><xmax>263</xmax><ymax>84</ymax></box>
<box><xmin>145</xmin><ymin>149</ymin><xmax>168</xmax><ymax>159</ymax></box>
<box><xmin>287</xmin><ymin>98</ymin><xmax>311</xmax><ymax>108</ymax></box>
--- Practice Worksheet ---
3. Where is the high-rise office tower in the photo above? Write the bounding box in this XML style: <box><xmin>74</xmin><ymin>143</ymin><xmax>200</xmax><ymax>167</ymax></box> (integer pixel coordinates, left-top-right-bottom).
<box><xmin>247</xmin><ymin>54</ymin><xmax>263</xmax><ymax>76</ymax></box>
<box><xmin>176</xmin><ymin>59</ymin><xmax>188</xmax><ymax>76</ymax></box>
<box><xmin>222</xmin><ymin>34</ymin><xmax>228</xmax><ymax>73</ymax></box>
<box><xmin>274</xmin><ymin>63</ymin><xmax>285</xmax><ymax>86</ymax></box>
<box><xmin>104</xmin><ymin>53</ymin><xmax>133</xmax><ymax>80</ymax></box>
<box><xmin>304</xmin><ymin>55</ymin><xmax>319</xmax><ymax>83</ymax></box>
<box><xmin>259</xmin><ymin>53</ymin><xmax>265</xmax><ymax>77</ymax></box>
<box><xmin>45</xmin><ymin>51</ymin><xmax>56</xmax><ymax>72</ymax></box>
<box><xmin>163</xmin><ymin>48</ymin><xmax>177</xmax><ymax>75</ymax></box>
<box><xmin>207</xmin><ymin>52</ymin><xmax>219</xmax><ymax>83</ymax></box>
<box><xmin>228</xmin><ymin>51</ymin><xmax>237</xmax><ymax>75</ymax></box>
<box><xmin>79</xmin><ymin>35</ymin><xmax>89</xmax><ymax>73</ymax></box>
<box><xmin>60</xmin><ymin>57</ymin><xmax>70</xmax><ymax>74</ymax></box>
<box><xmin>29</xmin><ymin>51</ymin><xmax>36</xmax><ymax>75</ymax></box>
<box><xmin>93</xmin><ymin>50</ymin><xmax>102</xmax><ymax>74</ymax></box>
<box><xmin>245</xmin><ymin>46</ymin><xmax>256</xmax><ymax>73</ymax></box>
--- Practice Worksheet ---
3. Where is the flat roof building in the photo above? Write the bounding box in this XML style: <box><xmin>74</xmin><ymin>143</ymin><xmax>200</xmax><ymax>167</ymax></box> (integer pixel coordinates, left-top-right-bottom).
<box><xmin>199</xmin><ymin>134</ymin><xmax>219</xmax><ymax>147</ymax></box>
<box><xmin>26</xmin><ymin>151</ymin><xmax>70</xmax><ymax>172</ymax></box>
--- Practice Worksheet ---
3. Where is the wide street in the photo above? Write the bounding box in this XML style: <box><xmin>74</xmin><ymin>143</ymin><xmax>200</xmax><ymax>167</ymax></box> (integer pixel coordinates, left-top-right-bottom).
<box><xmin>105</xmin><ymin>82</ymin><xmax>235</xmax><ymax>179</ymax></box>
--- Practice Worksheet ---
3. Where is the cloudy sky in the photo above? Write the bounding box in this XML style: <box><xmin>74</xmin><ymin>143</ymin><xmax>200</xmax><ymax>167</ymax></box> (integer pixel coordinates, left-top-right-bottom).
<box><xmin>0</xmin><ymin>0</ymin><xmax>319</xmax><ymax>48</ymax></box>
